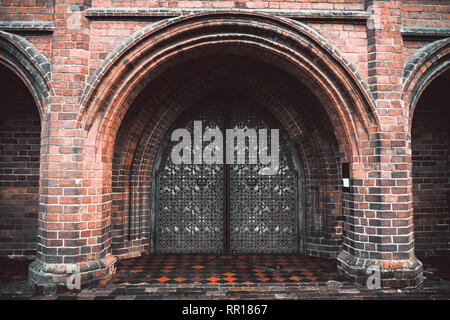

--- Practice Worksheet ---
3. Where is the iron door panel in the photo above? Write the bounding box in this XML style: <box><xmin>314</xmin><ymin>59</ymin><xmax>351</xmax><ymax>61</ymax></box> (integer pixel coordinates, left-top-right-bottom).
<box><xmin>157</xmin><ymin>114</ymin><xmax>225</xmax><ymax>253</ymax></box>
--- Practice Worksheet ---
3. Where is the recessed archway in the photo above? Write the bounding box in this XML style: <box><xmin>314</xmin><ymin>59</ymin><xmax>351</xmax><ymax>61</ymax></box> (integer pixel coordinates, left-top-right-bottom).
<box><xmin>411</xmin><ymin>69</ymin><xmax>450</xmax><ymax>257</ymax></box>
<box><xmin>69</xmin><ymin>12</ymin><xmax>379</xmax><ymax>285</ymax></box>
<box><xmin>108</xmin><ymin>52</ymin><xmax>361</xmax><ymax>259</ymax></box>
<box><xmin>404</xmin><ymin>38</ymin><xmax>450</xmax><ymax>258</ymax></box>
<box><xmin>0</xmin><ymin>64</ymin><xmax>41</xmax><ymax>258</ymax></box>
<box><xmin>0</xmin><ymin>32</ymin><xmax>50</xmax><ymax>259</ymax></box>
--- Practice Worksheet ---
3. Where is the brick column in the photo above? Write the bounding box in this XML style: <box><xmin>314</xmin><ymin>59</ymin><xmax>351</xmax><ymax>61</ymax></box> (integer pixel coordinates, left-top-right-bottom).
<box><xmin>28</xmin><ymin>1</ymin><xmax>116</xmax><ymax>292</ymax></box>
<box><xmin>337</xmin><ymin>0</ymin><xmax>423</xmax><ymax>288</ymax></box>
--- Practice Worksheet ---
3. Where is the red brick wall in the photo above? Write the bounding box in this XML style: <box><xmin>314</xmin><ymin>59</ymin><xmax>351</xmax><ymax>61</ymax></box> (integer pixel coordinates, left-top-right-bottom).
<box><xmin>401</xmin><ymin>0</ymin><xmax>450</xmax><ymax>66</ymax></box>
<box><xmin>0</xmin><ymin>65</ymin><xmax>41</xmax><ymax>257</ymax></box>
<box><xmin>0</xmin><ymin>0</ymin><xmax>447</xmax><ymax>289</ymax></box>
<box><xmin>412</xmin><ymin>70</ymin><xmax>450</xmax><ymax>256</ymax></box>
<box><xmin>0</xmin><ymin>0</ymin><xmax>53</xmax><ymax>22</ymax></box>
<box><xmin>403</xmin><ymin>0</ymin><xmax>450</xmax><ymax>28</ymax></box>
<box><xmin>307</xmin><ymin>22</ymin><xmax>368</xmax><ymax>82</ymax></box>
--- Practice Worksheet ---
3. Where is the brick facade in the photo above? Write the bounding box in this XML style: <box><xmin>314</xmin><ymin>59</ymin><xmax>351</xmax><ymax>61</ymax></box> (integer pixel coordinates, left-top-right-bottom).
<box><xmin>0</xmin><ymin>0</ymin><xmax>449</xmax><ymax>290</ymax></box>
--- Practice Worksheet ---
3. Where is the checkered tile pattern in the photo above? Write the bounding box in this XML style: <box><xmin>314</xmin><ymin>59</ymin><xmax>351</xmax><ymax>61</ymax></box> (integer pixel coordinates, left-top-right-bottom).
<box><xmin>1</xmin><ymin>254</ymin><xmax>449</xmax><ymax>289</ymax></box>
<box><xmin>113</xmin><ymin>254</ymin><xmax>340</xmax><ymax>285</ymax></box>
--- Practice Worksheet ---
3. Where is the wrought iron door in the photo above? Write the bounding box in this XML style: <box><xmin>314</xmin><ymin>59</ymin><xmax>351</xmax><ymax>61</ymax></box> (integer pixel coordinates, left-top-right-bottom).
<box><xmin>228</xmin><ymin>108</ymin><xmax>298</xmax><ymax>253</ymax></box>
<box><xmin>156</xmin><ymin>101</ymin><xmax>298</xmax><ymax>253</ymax></box>
<box><xmin>156</xmin><ymin>107</ymin><xmax>225</xmax><ymax>253</ymax></box>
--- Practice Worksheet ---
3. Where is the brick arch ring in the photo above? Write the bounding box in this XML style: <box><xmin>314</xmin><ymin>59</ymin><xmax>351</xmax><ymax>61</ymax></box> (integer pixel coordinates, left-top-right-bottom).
<box><xmin>0</xmin><ymin>31</ymin><xmax>53</xmax><ymax>119</ymax></box>
<box><xmin>79</xmin><ymin>11</ymin><xmax>379</xmax><ymax>161</ymax></box>
<box><xmin>403</xmin><ymin>38</ymin><xmax>450</xmax><ymax>131</ymax></box>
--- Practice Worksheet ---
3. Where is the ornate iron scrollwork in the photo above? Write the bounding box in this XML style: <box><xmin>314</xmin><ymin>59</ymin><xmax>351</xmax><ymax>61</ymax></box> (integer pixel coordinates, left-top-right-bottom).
<box><xmin>195</xmin><ymin>177</ymin><xmax>208</xmax><ymax>187</ymax></box>
<box><xmin>156</xmin><ymin>102</ymin><xmax>298</xmax><ymax>253</ymax></box>
<box><xmin>228</xmin><ymin>106</ymin><xmax>298</xmax><ymax>253</ymax></box>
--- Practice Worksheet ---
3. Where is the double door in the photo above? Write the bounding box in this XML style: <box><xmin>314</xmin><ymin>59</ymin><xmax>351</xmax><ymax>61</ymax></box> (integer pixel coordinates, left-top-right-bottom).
<box><xmin>156</xmin><ymin>100</ymin><xmax>298</xmax><ymax>253</ymax></box>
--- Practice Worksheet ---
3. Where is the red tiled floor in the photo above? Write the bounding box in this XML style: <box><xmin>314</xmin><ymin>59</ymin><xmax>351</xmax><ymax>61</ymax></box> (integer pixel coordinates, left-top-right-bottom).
<box><xmin>1</xmin><ymin>254</ymin><xmax>449</xmax><ymax>290</ymax></box>
<box><xmin>223</xmin><ymin>276</ymin><xmax>237</xmax><ymax>282</ymax></box>
<box><xmin>173</xmin><ymin>277</ymin><xmax>186</xmax><ymax>282</ymax></box>
<box><xmin>156</xmin><ymin>276</ymin><xmax>170</xmax><ymax>283</ymax></box>
<box><xmin>112</xmin><ymin>253</ymin><xmax>342</xmax><ymax>285</ymax></box>
<box><xmin>257</xmin><ymin>277</ymin><xmax>270</xmax><ymax>282</ymax></box>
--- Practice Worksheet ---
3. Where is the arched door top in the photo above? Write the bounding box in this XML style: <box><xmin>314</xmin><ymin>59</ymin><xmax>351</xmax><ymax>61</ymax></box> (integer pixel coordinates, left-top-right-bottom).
<box><xmin>80</xmin><ymin>11</ymin><xmax>379</xmax><ymax>162</ymax></box>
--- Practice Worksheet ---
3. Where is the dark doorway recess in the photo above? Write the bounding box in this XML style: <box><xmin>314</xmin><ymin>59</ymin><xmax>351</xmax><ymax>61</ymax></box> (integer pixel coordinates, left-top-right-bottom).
<box><xmin>0</xmin><ymin>64</ymin><xmax>40</xmax><ymax>258</ymax></box>
<box><xmin>111</xmin><ymin>55</ymin><xmax>343</xmax><ymax>260</ymax></box>
<box><xmin>412</xmin><ymin>70</ymin><xmax>450</xmax><ymax>257</ymax></box>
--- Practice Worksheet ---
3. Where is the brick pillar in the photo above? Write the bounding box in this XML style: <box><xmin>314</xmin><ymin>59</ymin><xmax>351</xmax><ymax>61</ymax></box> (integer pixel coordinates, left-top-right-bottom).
<box><xmin>28</xmin><ymin>0</ymin><xmax>116</xmax><ymax>292</ymax></box>
<box><xmin>337</xmin><ymin>0</ymin><xmax>423</xmax><ymax>288</ymax></box>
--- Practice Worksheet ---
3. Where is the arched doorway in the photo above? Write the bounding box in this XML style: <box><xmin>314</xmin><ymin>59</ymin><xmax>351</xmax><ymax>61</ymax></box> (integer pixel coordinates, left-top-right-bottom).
<box><xmin>0</xmin><ymin>64</ymin><xmax>41</xmax><ymax>257</ymax></box>
<box><xmin>411</xmin><ymin>69</ymin><xmax>450</xmax><ymax>257</ymax></box>
<box><xmin>153</xmin><ymin>91</ymin><xmax>301</xmax><ymax>253</ymax></box>
<box><xmin>32</xmin><ymin>11</ymin><xmax>383</xmax><ymax>289</ymax></box>
<box><xmin>80</xmin><ymin>13</ymin><xmax>379</xmax><ymax>277</ymax></box>
<box><xmin>109</xmin><ymin>54</ymin><xmax>346</xmax><ymax>260</ymax></box>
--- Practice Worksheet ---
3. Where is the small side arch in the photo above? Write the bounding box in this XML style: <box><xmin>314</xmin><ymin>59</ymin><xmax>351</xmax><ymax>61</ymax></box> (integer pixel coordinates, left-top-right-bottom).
<box><xmin>403</xmin><ymin>38</ymin><xmax>450</xmax><ymax>130</ymax></box>
<box><xmin>0</xmin><ymin>31</ymin><xmax>53</xmax><ymax>119</ymax></box>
